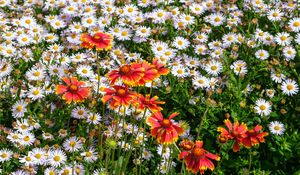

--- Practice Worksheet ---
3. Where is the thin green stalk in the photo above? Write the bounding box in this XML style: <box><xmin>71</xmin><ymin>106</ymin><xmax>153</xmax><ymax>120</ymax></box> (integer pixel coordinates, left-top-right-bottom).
<box><xmin>196</xmin><ymin>107</ymin><xmax>209</xmax><ymax>139</ymax></box>
<box><xmin>72</xmin><ymin>151</ymin><xmax>75</xmax><ymax>175</ymax></box>
<box><xmin>105</xmin><ymin>148</ymin><xmax>111</xmax><ymax>171</ymax></box>
<box><xmin>248</xmin><ymin>149</ymin><xmax>252</xmax><ymax>171</ymax></box>
<box><xmin>180</xmin><ymin>160</ymin><xmax>185</xmax><ymax>175</ymax></box>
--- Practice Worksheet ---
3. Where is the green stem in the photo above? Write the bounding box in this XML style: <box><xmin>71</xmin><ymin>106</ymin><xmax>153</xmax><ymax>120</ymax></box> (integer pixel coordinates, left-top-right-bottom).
<box><xmin>72</xmin><ymin>151</ymin><xmax>75</xmax><ymax>175</ymax></box>
<box><xmin>248</xmin><ymin>149</ymin><xmax>252</xmax><ymax>171</ymax></box>
<box><xmin>196</xmin><ymin>107</ymin><xmax>209</xmax><ymax>139</ymax></box>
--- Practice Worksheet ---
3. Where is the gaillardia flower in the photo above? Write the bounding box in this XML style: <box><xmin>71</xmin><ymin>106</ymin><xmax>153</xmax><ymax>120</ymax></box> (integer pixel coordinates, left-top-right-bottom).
<box><xmin>56</xmin><ymin>77</ymin><xmax>90</xmax><ymax>104</ymax></box>
<box><xmin>179</xmin><ymin>140</ymin><xmax>220</xmax><ymax>174</ymax></box>
<box><xmin>135</xmin><ymin>94</ymin><xmax>165</xmax><ymax>112</ymax></box>
<box><xmin>107</xmin><ymin>63</ymin><xmax>145</xmax><ymax>86</ymax></box>
<box><xmin>101</xmin><ymin>85</ymin><xmax>136</xmax><ymax>109</ymax></box>
<box><xmin>241</xmin><ymin>125</ymin><xmax>268</xmax><ymax>148</ymax></box>
<box><xmin>131</xmin><ymin>61</ymin><xmax>158</xmax><ymax>86</ymax></box>
<box><xmin>146</xmin><ymin>111</ymin><xmax>184</xmax><ymax>145</ymax></box>
<box><xmin>81</xmin><ymin>31</ymin><xmax>113</xmax><ymax>50</ymax></box>
<box><xmin>217</xmin><ymin>119</ymin><xmax>248</xmax><ymax>152</ymax></box>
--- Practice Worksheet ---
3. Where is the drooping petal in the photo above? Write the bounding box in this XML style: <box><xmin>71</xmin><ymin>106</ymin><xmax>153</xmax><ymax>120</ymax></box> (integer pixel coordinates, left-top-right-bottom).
<box><xmin>205</xmin><ymin>153</ymin><xmax>220</xmax><ymax>161</ymax></box>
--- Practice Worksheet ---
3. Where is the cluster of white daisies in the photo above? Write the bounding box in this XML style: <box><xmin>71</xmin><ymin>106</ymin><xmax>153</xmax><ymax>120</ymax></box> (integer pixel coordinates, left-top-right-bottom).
<box><xmin>0</xmin><ymin>0</ymin><xmax>299</xmax><ymax>174</ymax></box>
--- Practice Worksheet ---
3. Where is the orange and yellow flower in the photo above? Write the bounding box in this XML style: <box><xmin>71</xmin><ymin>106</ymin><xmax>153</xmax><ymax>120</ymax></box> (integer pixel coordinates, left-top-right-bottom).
<box><xmin>217</xmin><ymin>119</ymin><xmax>248</xmax><ymax>152</ymax></box>
<box><xmin>131</xmin><ymin>61</ymin><xmax>158</xmax><ymax>86</ymax></box>
<box><xmin>56</xmin><ymin>77</ymin><xmax>90</xmax><ymax>104</ymax></box>
<box><xmin>135</xmin><ymin>94</ymin><xmax>165</xmax><ymax>112</ymax></box>
<box><xmin>146</xmin><ymin>111</ymin><xmax>184</xmax><ymax>145</ymax></box>
<box><xmin>107</xmin><ymin>60</ymin><xmax>169</xmax><ymax>86</ymax></box>
<box><xmin>241</xmin><ymin>125</ymin><xmax>268</xmax><ymax>148</ymax></box>
<box><xmin>179</xmin><ymin>140</ymin><xmax>220</xmax><ymax>174</ymax></box>
<box><xmin>80</xmin><ymin>31</ymin><xmax>113</xmax><ymax>50</ymax></box>
<box><xmin>107</xmin><ymin>63</ymin><xmax>145</xmax><ymax>86</ymax></box>
<box><xmin>101</xmin><ymin>85</ymin><xmax>136</xmax><ymax>109</ymax></box>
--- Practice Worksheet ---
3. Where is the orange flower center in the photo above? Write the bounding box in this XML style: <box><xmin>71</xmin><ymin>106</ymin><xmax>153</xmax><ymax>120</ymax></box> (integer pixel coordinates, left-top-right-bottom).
<box><xmin>232</xmin><ymin>130</ymin><xmax>239</xmax><ymax>137</ymax></box>
<box><xmin>294</xmin><ymin>21</ymin><xmax>300</xmax><ymax>27</ymax></box>
<box><xmin>117</xmin><ymin>88</ymin><xmax>126</xmax><ymax>96</ymax></box>
<box><xmin>120</xmin><ymin>65</ymin><xmax>131</xmax><ymax>75</ymax></box>
<box><xmin>192</xmin><ymin>148</ymin><xmax>205</xmax><ymax>157</ymax></box>
<box><xmin>69</xmin><ymin>84</ymin><xmax>78</xmax><ymax>92</ymax></box>
<box><xmin>259</xmin><ymin>105</ymin><xmax>266</xmax><ymax>110</ymax></box>
<box><xmin>94</xmin><ymin>35</ymin><xmax>103</xmax><ymax>41</ymax></box>
<box><xmin>161</xmin><ymin>119</ymin><xmax>171</xmax><ymax>127</ymax></box>
<box><xmin>287</xmin><ymin>84</ymin><xmax>293</xmax><ymax>90</ymax></box>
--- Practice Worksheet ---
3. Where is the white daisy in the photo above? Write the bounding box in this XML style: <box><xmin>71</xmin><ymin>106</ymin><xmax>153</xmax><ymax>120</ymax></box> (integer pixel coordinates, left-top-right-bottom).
<box><xmin>12</xmin><ymin>100</ymin><xmax>27</xmax><ymax>118</ymax></box>
<box><xmin>270</xmin><ymin>71</ymin><xmax>285</xmax><ymax>83</ymax></box>
<box><xmin>81</xmin><ymin>16</ymin><xmax>97</xmax><ymax>28</ymax></box>
<box><xmin>29</xmin><ymin>148</ymin><xmax>47</xmax><ymax>165</ymax></box>
<box><xmin>282</xmin><ymin>46</ymin><xmax>296</xmax><ymax>61</ymax></box>
<box><xmin>171</xmin><ymin>65</ymin><xmax>188</xmax><ymax>78</ymax></box>
<box><xmin>50</xmin><ymin>18</ymin><xmax>66</xmax><ymax>30</ymax></box>
<box><xmin>269</xmin><ymin>121</ymin><xmax>285</xmax><ymax>135</ymax></box>
<box><xmin>230</xmin><ymin>60</ymin><xmax>247</xmax><ymax>76</ymax></box>
<box><xmin>116</xmin><ymin>28</ymin><xmax>132</xmax><ymax>41</ymax></box>
<box><xmin>86</xmin><ymin>113</ymin><xmax>102</xmax><ymax>125</ymax></box>
<box><xmin>255</xmin><ymin>49</ymin><xmax>269</xmax><ymax>60</ymax></box>
<box><xmin>267</xmin><ymin>9</ymin><xmax>283</xmax><ymax>22</ymax></box>
<box><xmin>76</xmin><ymin>65</ymin><xmax>94</xmax><ymax>78</ymax></box>
<box><xmin>19</xmin><ymin>132</ymin><xmax>36</xmax><ymax>146</ymax></box>
<box><xmin>281</xmin><ymin>79</ymin><xmax>299</xmax><ymax>96</ymax></box>
<box><xmin>288</xmin><ymin>17</ymin><xmax>300</xmax><ymax>32</ymax></box>
<box><xmin>0</xmin><ymin>149</ymin><xmax>13</xmax><ymax>162</ymax></box>
<box><xmin>156</xmin><ymin>145</ymin><xmax>170</xmax><ymax>159</ymax></box>
<box><xmin>0</xmin><ymin>60</ymin><xmax>12</xmax><ymax>78</ymax></box>
<box><xmin>135</xmin><ymin>26</ymin><xmax>151</xmax><ymax>38</ymax></box>
<box><xmin>254</xmin><ymin>99</ymin><xmax>272</xmax><ymax>116</ymax></box>
<box><xmin>19</xmin><ymin>155</ymin><xmax>35</xmax><ymax>166</ymax></box>
<box><xmin>142</xmin><ymin>149</ymin><xmax>153</xmax><ymax>160</ymax></box>
<box><xmin>80</xmin><ymin>148</ymin><xmax>98</xmax><ymax>163</ymax></box>
<box><xmin>205</xmin><ymin>60</ymin><xmax>223</xmax><ymax>76</ymax></box>
<box><xmin>192</xmin><ymin>75</ymin><xmax>209</xmax><ymax>89</ymax></box>
<box><xmin>71</xmin><ymin>106</ymin><xmax>88</xmax><ymax>119</ymax></box>
<box><xmin>275</xmin><ymin>32</ymin><xmax>292</xmax><ymax>46</ymax></box>
<box><xmin>205</xmin><ymin>13</ymin><xmax>226</xmax><ymax>26</ymax></box>
<box><xmin>47</xmin><ymin>149</ymin><xmax>67</xmax><ymax>167</ymax></box>
<box><xmin>27</xmin><ymin>86</ymin><xmax>45</xmax><ymax>100</ymax></box>
<box><xmin>63</xmin><ymin>136</ymin><xmax>83</xmax><ymax>152</ymax></box>
<box><xmin>17</xmin><ymin>34</ymin><xmax>33</xmax><ymax>46</ymax></box>
<box><xmin>44</xmin><ymin>168</ymin><xmax>58</xmax><ymax>175</ymax></box>
<box><xmin>194</xmin><ymin>44</ymin><xmax>207</xmax><ymax>55</ymax></box>
<box><xmin>25</xmin><ymin>67</ymin><xmax>46</xmax><ymax>81</ymax></box>
<box><xmin>172</xmin><ymin>36</ymin><xmax>190</xmax><ymax>50</ymax></box>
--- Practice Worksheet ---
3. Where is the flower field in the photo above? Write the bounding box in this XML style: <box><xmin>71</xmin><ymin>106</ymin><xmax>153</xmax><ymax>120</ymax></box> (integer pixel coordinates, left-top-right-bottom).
<box><xmin>0</xmin><ymin>0</ymin><xmax>300</xmax><ymax>174</ymax></box>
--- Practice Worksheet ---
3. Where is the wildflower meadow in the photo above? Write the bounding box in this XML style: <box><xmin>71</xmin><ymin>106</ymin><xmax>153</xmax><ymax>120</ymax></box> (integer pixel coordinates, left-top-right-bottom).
<box><xmin>0</xmin><ymin>0</ymin><xmax>300</xmax><ymax>174</ymax></box>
